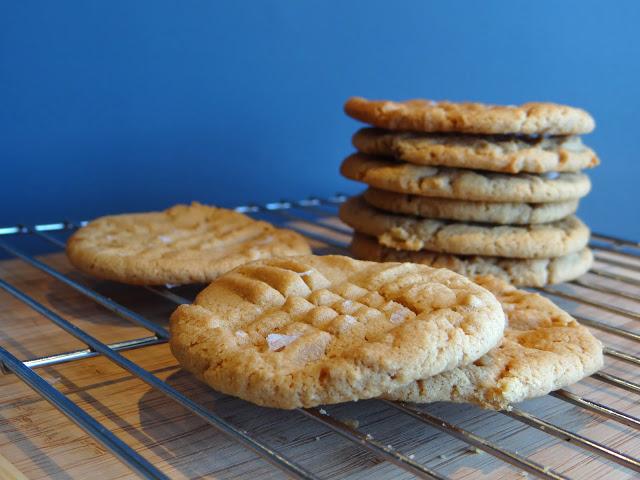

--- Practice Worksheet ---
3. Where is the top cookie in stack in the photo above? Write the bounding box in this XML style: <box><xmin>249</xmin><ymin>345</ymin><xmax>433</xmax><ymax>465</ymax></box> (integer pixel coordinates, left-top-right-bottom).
<box><xmin>340</xmin><ymin>97</ymin><xmax>599</xmax><ymax>287</ymax></box>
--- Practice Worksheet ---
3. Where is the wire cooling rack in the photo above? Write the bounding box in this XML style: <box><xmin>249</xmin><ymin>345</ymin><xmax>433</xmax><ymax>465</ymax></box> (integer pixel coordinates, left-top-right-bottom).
<box><xmin>1</xmin><ymin>195</ymin><xmax>639</xmax><ymax>479</ymax></box>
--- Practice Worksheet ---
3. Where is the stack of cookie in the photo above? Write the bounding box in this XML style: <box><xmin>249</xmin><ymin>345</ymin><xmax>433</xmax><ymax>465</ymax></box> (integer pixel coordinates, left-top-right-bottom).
<box><xmin>339</xmin><ymin>97</ymin><xmax>599</xmax><ymax>287</ymax></box>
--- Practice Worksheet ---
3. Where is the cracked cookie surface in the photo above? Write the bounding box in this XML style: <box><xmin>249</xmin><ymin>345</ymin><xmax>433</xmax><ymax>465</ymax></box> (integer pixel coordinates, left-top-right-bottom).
<box><xmin>363</xmin><ymin>188</ymin><xmax>578</xmax><ymax>225</ymax></box>
<box><xmin>66</xmin><ymin>202</ymin><xmax>311</xmax><ymax>285</ymax></box>
<box><xmin>169</xmin><ymin>255</ymin><xmax>505</xmax><ymax>408</ymax></box>
<box><xmin>353</xmin><ymin>128</ymin><xmax>599</xmax><ymax>173</ymax></box>
<box><xmin>341</xmin><ymin>154</ymin><xmax>591</xmax><ymax>203</ymax></box>
<box><xmin>350</xmin><ymin>233</ymin><xmax>593</xmax><ymax>287</ymax></box>
<box><xmin>340</xmin><ymin>196</ymin><xmax>589</xmax><ymax>259</ymax></box>
<box><xmin>345</xmin><ymin>97</ymin><xmax>595</xmax><ymax>135</ymax></box>
<box><xmin>383</xmin><ymin>275</ymin><xmax>603</xmax><ymax>409</ymax></box>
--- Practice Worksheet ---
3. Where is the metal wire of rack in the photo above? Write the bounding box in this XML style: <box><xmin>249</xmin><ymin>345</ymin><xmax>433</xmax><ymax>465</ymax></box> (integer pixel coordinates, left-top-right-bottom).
<box><xmin>1</xmin><ymin>195</ymin><xmax>639</xmax><ymax>479</ymax></box>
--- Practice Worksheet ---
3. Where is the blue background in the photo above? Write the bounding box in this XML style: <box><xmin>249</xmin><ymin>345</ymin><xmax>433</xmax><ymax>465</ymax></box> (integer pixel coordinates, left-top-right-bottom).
<box><xmin>1</xmin><ymin>1</ymin><xmax>639</xmax><ymax>239</ymax></box>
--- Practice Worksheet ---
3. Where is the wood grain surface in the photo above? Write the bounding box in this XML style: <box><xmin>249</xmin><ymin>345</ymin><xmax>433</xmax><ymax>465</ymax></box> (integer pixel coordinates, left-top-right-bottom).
<box><xmin>1</xmin><ymin>208</ymin><xmax>639</xmax><ymax>479</ymax></box>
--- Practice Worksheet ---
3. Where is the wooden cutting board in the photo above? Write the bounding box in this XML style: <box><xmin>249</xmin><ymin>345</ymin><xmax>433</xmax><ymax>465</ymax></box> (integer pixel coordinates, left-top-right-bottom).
<box><xmin>1</xmin><ymin>225</ymin><xmax>639</xmax><ymax>479</ymax></box>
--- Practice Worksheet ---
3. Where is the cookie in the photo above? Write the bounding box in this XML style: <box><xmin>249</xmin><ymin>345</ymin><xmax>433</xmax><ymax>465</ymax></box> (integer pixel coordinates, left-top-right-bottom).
<box><xmin>340</xmin><ymin>196</ymin><xmax>589</xmax><ymax>259</ymax></box>
<box><xmin>341</xmin><ymin>154</ymin><xmax>591</xmax><ymax>203</ymax></box>
<box><xmin>344</xmin><ymin>97</ymin><xmax>595</xmax><ymax>135</ymax></box>
<box><xmin>66</xmin><ymin>202</ymin><xmax>312</xmax><ymax>285</ymax></box>
<box><xmin>353</xmin><ymin>128</ymin><xmax>599</xmax><ymax>174</ymax></box>
<box><xmin>383</xmin><ymin>275</ymin><xmax>603</xmax><ymax>409</ymax></box>
<box><xmin>169</xmin><ymin>255</ymin><xmax>506</xmax><ymax>409</ymax></box>
<box><xmin>363</xmin><ymin>188</ymin><xmax>578</xmax><ymax>225</ymax></box>
<box><xmin>350</xmin><ymin>233</ymin><xmax>593</xmax><ymax>287</ymax></box>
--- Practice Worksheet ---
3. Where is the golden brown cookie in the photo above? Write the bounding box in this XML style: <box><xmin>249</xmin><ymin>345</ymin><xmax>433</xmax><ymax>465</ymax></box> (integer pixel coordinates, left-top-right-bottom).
<box><xmin>363</xmin><ymin>188</ymin><xmax>579</xmax><ymax>225</ymax></box>
<box><xmin>66</xmin><ymin>202</ymin><xmax>312</xmax><ymax>285</ymax></box>
<box><xmin>345</xmin><ymin>97</ymin><xmax>595</xmax><ymax>135</ymax></box>
<box><xmin>340</xmin><ymin>196</ymin><xmax>590</xmax><ymax>259</ymax></box>
<box><xmin>383</xmin><ymin>275</ymin><xmax>603</xmax><ymax>409</ymax></box>
<box><xmin>350</xmin><ymin>233</ymin><xmax>593</xmax><ymax>287</ymax></box>
<box><xmin>169</xmin><ymin>255</ymin><xmax>506</xmax><ymax>408</ymax></box>
<box><xmin>341</xmin><ymin>154</ymin><xmax>591</xmax><ymax>203</ymax></box>
<box><xmin>353</xmin><ymin>128</ymin><xmax>599</xmax><ymax>173</ymax></box>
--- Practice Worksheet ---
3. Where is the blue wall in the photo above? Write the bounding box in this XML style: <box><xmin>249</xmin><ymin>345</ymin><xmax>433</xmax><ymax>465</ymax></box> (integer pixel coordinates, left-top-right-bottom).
<box><xmin>1</xmin><ymin>1</ymin><xmax>639</xmax><ymax>239</ymax></box>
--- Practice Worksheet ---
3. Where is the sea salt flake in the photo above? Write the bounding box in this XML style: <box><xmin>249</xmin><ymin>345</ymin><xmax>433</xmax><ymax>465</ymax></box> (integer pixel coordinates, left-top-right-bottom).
<box><xmin>298</xmin><ymin>269</ymin><xmax>314</xmax><ymax>277</ymax></box>
<box><xmin>158</xmin><ymin>235</ymin><xmax>172</xmax><ymax>243</ymax></box>
<box><xmin>408</xmin><ymin>454</ymin><xmax>415</xmax><ymax>460</ymax></box>
<box><xmin>266</xmin><ymin>333</ymin><xmax>300</xmax><ymax>351</ymax></box>
<box><xmin>390</xmin><ymin>307</ymin><xmax>411</xmax><ymax>324</ymax></box>
<box><xmin>543</xmin><ymin>171</ymin><xmax>560</xmax><ymax>180</ymax></box>
<box><xmin>340</xmin><ymin>299</ymin><xmax>362</xmax><ymax>315</ymax></box>
<box><xmin>342</xmin><ymin>315</ymin><xmax>357</xmax><ymax>328</ymax></box>
<box><xmin>165</xmin><ymin>283</ymin><xmax>180</xmax><ymax>289</ymax></box>
<box><xmin>235</xmin><ymin>330</ymin><xmax>249</xmax><ymax>341</ymax></box>
<box><xmin>318</xmin><ymin>408</ymin><xmax>328</xmax><ymax>415</ymax></box>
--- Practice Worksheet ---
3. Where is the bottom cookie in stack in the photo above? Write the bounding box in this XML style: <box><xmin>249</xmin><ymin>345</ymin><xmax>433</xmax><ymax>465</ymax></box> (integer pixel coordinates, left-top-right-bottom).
<box><xmin>340</xmin><ymin>196</ymin><xmax>593</xmax><ymax>287</ymax></box>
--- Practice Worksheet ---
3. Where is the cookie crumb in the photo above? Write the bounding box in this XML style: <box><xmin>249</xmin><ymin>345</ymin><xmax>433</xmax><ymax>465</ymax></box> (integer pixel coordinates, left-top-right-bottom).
<box><xmin>408</xmin><ymin>454</ymin><xmax>415</xmax><ymax>460</ymax></box>
<box><xmin>235</xmin><ymin>330</ymin><xmax>249</xmax><ymax>342</ymax></box>
<box><xmin>467</xmin><ymin>446</ymin><xmax>484</xmax><ymax>455</ymax></box>
<box><xmin>365</xmin><ymin>433</ymin><xmax>373</xmax><ymax>440</ymax></box>
<box><xmin>315</xmin><ymin>436</ymin><xmax>321</xmax><ymax>442</ymax></box>
<box><xmin>340</xmin><ymin>418</ymin><xmax>359</xmax><ymax>429</ymax></box>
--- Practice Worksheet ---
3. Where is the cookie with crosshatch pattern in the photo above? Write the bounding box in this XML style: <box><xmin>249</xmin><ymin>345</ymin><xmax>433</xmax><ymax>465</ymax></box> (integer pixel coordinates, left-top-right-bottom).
<box><xmin>169</xmin><ymin>255</ymin><xmax>505</xmax><ymax>408</ymax></box>
<box><xmin>66</xmin><ymin>202</ymin><xmax>311</xmax><ymax>285</ymax></box>
<box><xmin>383</xmin><ymin>275</ymin><xmax>603</xmax><ymax>409</ymax></box>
